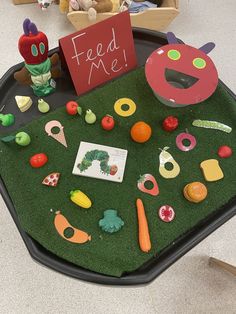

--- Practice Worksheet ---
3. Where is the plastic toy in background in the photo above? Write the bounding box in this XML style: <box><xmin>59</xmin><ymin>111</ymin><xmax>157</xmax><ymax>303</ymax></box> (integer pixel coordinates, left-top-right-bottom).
<box><xmin>38</xmin><ymin>99</ymin><xmax>50</xmax><ymax>113</ymax></box>
<box><xmin>200</xmin><ymin>159</ymin><xmax>224</xmax><ymax>182</ymax></box>
<box><xmin>30</xmin><ymin>153</ymin><xmax>48</xmax><ymax>168</ymax></box>
<box><xmin>159</xmin><ymin>147</ymin><xmax>180</xmax><ymax>179</ymax></box>
<box><xmin>162</xmin><ymin>115</ymin><xmax>178</xmax><ymax>132</ymax></box>
<box><xmin>38</xmin><ymin>0</ymin><xmax>53</xmax><ymax>10</ymax></box>
<box><xmin>218</xmin><ymin>145</ymin><xmax>233</xmax><ymax>158</ymax></box>
<box><xmin>14</xmin><ymin>19</ymin><xmax>61</xmax><ymax>97</ymax></box>
<box><xmin>128</xmin><ymin>0</ymin><xmax>157</xmax><ymax>13</ymax></box>
<box><xmin>145</xmin><ymin>32</ymin><xmax>218</xmax><ymax>107</ymax></box>
<box><xmin>99</xmin><ymin>209</ymin><xmax>124</xmax><ymax>233</ymax></box>
<box><xmin>1</xmin><ymin>132</ymin><xmax>31</xmax><ymax>146</ymax></box>
<box><xmin>85</xmin><ymin>109</ymin><xmax>96</xmax><ymax>124</ymax></box>
<box><xmin>70</xmin><ymin>189</ymin><xmax>92</xmax><ymax>208</ymax></box>
<box><xmin>15</xmin><ymin>96</ymin><xmax>33</xmax><ymax>112</ymax></box>
<box><xmin>114</xmin><ymin>98</ymin><xmax>136</xmax><ymax>117</ymax></box>
<box><xmin>136</xmin><ymin>198</ymin><xmax>151</xmax><ymax>253</ymax></box>
<box><xmin>45</xmin><ymin>120</ymin><xmax>68</xmax><ymax>147</ymax></box>
<box><xmin>176</xmin><ymin>130</ymin><xmax>197</xmax><ymax>152</ymax></box>
<box><xmin>42</xmin><ymin>172</ymin><xmax>60</xmax><ymax>186</ymax></box>
<box><xmin>158</xmin><ymin>205</ymin><xmax>175</xmax><ymax>222</ymax></box>
<box><xmin>54</xmin><ymin>211</ymin><xmax>91</xmax><ymax>244</ymax></box>
<box><xmin>65</xmin><ymin>0</ymin><xmax>113</xmax><ymax>21</ymax></box>
<box><xmin>0</xmin><ymin>113</ymin><xmax>15</xmax><ymax>127</ymax></box>
<box><xmin>130</xmin><ymin>121</ymin><xmax>152</xmax><ymax>143</ymax></box>
<box><xmin>192</xmin><ymin>119</ymin><xmax>232</xmax><ymax>133</ymax></box>
<box><xmin>137</xmin><ymin>174</ymin><xmax>159</xmax><ymax>196</ymax></box>
<box><xmin>66</xmin><ymin>101</ymin><xmax>79</xmax><ymax>115</ymax></box>
<box><xmin>101</xmin><ymin>115</ymin><xmax>115</xmax><ymax>131</ymax></box>
<box><xmin>183</xmin><ymin>182</ymin><xmax>207</xmax><ymax>203</ymax></box>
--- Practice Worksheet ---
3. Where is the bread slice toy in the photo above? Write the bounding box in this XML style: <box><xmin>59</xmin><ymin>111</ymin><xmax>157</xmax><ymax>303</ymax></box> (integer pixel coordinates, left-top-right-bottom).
<box><xmin>200</xmin><ymin>159</ymin><xmax>224</xmax><ymax>182</ymax></box>
<box><xmin>183</xmin><ymin>182</ymin><xmax>207</xmax><ymax>203</ymax></box>
<box><xmin>15</xmin><ymin>96</ymin><xmax>32</xmax><ymax>112</ymax></box>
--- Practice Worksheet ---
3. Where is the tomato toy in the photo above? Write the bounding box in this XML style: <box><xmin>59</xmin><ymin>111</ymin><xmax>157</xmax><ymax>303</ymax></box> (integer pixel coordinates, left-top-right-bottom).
<box><xmin>162</xmin><ymin>116</ymin><xmax>178</xmax><ymax>132</ymax></box>
<box><xmin>66</xmin><ymin>101</ymin><xmax>79</xmax><ymax>115</ymax></box>
<box><xmin>30</xmin><ymin>153</ymin><xmax>48</xmax><ymax>168</ymax></box>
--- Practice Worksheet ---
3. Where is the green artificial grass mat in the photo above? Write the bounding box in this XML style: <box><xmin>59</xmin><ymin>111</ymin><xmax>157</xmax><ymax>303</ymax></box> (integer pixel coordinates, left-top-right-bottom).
<box><xmin>1</xmin><ymin>67</ymin><xmax>236</xmax><ymax>277</ymax></box>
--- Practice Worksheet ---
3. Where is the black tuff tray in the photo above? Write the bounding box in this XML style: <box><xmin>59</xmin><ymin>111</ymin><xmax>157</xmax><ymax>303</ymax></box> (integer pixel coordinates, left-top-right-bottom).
<box><xmin>0</xmin><ymin>29</ymin><xmax>235</xmax><ymax>285</ymax></box>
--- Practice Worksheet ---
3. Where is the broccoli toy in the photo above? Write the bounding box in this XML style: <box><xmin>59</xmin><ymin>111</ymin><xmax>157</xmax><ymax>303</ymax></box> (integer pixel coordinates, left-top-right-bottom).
<box><xmin>99</xmin><ymin>209</ymin><xmax>124</xmax><ymax>233</ymax></box>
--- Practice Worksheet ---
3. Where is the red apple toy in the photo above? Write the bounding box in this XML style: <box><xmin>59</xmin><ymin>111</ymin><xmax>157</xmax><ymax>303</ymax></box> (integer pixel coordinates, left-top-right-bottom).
<box><xmin>101</xmin><ymin>115</ymin><xmax>115</xmax><ymax>131</ymax></box>
<box><xmin>66</xmin><ymin>101</ymin><xmax>79</xmax><ymax>115</ymax></box>
<box><xmin>218</xmin><ymin>145</ymin><xmax>233</xmax><ymax>158</ymax></box>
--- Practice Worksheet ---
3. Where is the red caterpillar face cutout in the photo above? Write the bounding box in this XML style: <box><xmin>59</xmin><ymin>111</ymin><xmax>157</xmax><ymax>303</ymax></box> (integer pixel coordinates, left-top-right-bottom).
<box><xmin>145</xmin><ymin>32</ymin><xmax>218</xmax><ymax>105</ymax></box>
<box><xmin>18</xmin><ymin>18</ymin><xmax>49</xmax><ymax>65</ymax></box>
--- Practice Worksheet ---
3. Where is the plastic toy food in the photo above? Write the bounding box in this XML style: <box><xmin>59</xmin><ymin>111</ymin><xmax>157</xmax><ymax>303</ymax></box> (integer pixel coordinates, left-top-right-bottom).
<box><xmin>114</xmin><ymin>98</ymin><xmax>137</xmax><ymax>117</ymax></box>
<box><xmin>101</xmin><ymin>115</ymin><xmax>115</xmax><ymax>131</ymax></box>
<box><xmin>130</xmin><ymin>121</ymin><xmax>152</xmax><ymax>143</ymax></box>
<box><xmin>30</xmin><ymin>153</ymin><xmax>48</xmax><ymax>168</ymax></box>
<box><xmin>15</xmin><ymin>96</ymin><xmax>32</xmax><ymax>112</ymax></box>
<box><xmin>0</xmin><ymin>113</ymin><xmax>15</xmax><ymax>127</ymax></box>
<box><xmin>15</xmin><ymin>132</ymin><xmax>31</xmax><ymax>146</ymax></box>
<box><xmin>183</xmin><ymin>182</ymin><xmax>207</xmax><ymax>203</ymax></box>
<box><xmin>162</xmin><ymin>116</ymin><xmax>178</xmax><ymax>132</ymax></box>
<box><xmin>136</xmin><ymin>198</ymin><xmax>151</xmax><ymax>253</ymax></box>
<box><xmin>137</xmin><ymin>174</ymin><xmax>159</xmax><ymax>196</ymax></box>
<box><xmin>85</xmin><ymin>109</ymin><xmax>96</xmax><ymax>124</ymax></box>
<box><xmin>200</xmin><ymin>159</ymin><xmax>224</xmax><ymax>182</ymax></box>
<box><xmin>54</xmin><ymin>211</ymin><xmax>91</xmax><ymax>244</ymax></box>
<box><xmin>145</xmin><ymin>32</ymin><xmax>218</xmax><ymax>106</ymax></box>
<box><xmin>218</xmin><ymin>145</ymin><xmax>232</xmax><ymax>158</ymax></box>
<box><xmin>45</xmin><ymin>120</ymin><xmax>68</xmax><ymax>148</ymax></box>
<box><xmin>14</xmin><ymin>19</ymin><xmax>61</xmax><ymax>97</ymax></box>
<box><xmin>66</xmin><ymin>101</ymin><xmax>78</xmax><ymax>115</ymax></box>
<box><xmin>70</xmin><ymin>189</ymin><xmax>92</xmax><ymax>209</ymax></box>
<box><xmin>38</xmin><ymin>99</ymin><xmax>50</xmax><ymax>113</ymax></box>
<box><xmin>42</xmin><ymin>172</ymin><xmax>60</xmax><ymax>187</ymax></box>
<box><xmin>159</xmin><ymin>147</ymin><xmax>180</xmax><ymax>179</ymax></box>
<box><xmin>158</xmin><ymin>205</ymin><xmax>175</xmax><ymax>222</ymax></box>
<box><xmin>192</xmin><ymin>119</ymin><xmax>232</xmax><ymax>133</ymax></box>
<box><xmin>99</xmin><ymin>209</ymin><xmax>124</xmax><ymax>233</ymax></box>
<box><xmin>176</xmin><ymin>131</ymin><xmax>197</xmax><ymax>151</ymax></box>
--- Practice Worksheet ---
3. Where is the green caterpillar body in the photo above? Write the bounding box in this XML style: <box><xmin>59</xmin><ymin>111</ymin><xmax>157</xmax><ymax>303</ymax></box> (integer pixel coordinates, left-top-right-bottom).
<box><xmin>78</xmin><ymin>150</ymin><xmax>118</xmax><ymax>176</ymax></box>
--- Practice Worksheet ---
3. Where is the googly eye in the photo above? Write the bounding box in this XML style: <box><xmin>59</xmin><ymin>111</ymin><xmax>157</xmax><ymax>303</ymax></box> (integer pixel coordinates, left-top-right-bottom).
<box><xmin>167</xmin><ymin>49</ymin><xmax>181</xmax><ymax>60</ymax></box>
<box><xmin>39</xmin><ymin>42</ymin><xmax>45</xmax><ymax>55</ymax></box>
<box><xmin>31</xmin><ymin>44</ymin><xmax>38</xmax><ymax>57</ymax></box>
<box><xmin>193</xmin><ymin>57</ymin><xmax>206</xmax><ymax>69</ymax></box>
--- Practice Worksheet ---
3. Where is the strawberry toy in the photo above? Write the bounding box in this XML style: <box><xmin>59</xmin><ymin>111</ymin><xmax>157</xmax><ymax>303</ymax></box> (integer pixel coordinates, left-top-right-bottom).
<box><xmin>137</xmin><ymin>174</ymin><xmax>159</xmax><ymax>196</ymax></box>
<box><xmin>162</xmin><ymin>116</ymin><xmax>179</xmax><ymax>132</ymax></box>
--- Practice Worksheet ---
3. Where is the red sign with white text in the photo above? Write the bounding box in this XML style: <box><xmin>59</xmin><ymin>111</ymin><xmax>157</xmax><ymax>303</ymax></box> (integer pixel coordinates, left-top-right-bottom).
<box><xmin>59</xmin><ymin>11</ymin><xmax>137</xmax><ymax>95</ymax></box>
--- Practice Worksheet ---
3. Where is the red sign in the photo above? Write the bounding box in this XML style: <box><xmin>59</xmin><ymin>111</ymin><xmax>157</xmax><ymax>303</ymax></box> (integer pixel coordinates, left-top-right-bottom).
<box><xmin>59</xmin><ymin>11</ymin><xmax>137</xmax><ymax>95</ymax></box>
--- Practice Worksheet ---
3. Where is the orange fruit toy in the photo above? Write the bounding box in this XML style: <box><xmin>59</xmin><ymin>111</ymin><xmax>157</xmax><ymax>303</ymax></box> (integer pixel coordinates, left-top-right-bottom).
<box><xmin>130</xmin><ymin>121</ymin><xmax>152</xmax><ymax>143</ymax></box>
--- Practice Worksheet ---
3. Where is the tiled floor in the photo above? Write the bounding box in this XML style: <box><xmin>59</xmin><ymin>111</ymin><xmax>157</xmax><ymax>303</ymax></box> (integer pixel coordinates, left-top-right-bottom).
<box><xmin>0</xmin><ymin>1</ymin><xmax>235</xmax><ymax>313</ymax></box>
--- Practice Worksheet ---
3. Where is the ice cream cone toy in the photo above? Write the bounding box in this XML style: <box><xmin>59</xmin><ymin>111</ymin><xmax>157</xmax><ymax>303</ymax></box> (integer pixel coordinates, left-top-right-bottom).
<box><xmin>45</xmin><ymin>120</ymin><xmax>67</xmax><ymax>147</ymax></box>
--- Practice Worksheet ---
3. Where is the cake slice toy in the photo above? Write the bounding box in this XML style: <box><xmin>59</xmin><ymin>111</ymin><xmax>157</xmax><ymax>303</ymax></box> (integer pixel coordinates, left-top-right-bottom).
<box><xmin>15</xmin><ymin>96</ymin><xmax>32</xmax><ymax>112</ymax></box>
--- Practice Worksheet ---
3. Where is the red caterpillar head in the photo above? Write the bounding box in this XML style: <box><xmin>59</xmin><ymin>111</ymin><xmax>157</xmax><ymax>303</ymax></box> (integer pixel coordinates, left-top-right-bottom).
<box><xmin>18</xmin><ymin>19</ymin><xmax>48</xmax><ymax>65</ymax></box>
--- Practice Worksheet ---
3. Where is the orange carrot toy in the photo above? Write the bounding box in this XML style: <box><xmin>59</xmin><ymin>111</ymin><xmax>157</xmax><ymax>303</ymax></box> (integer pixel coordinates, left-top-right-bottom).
<box><xmin>136</xmin><ymin>198</ymin><xmax>151</xmax><ymax>253</ymax></box>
